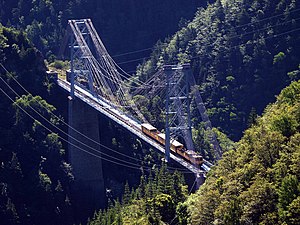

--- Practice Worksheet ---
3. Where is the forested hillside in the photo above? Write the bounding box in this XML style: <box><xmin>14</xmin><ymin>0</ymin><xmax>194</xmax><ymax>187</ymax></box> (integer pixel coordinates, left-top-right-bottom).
<box><xmin>0</xmin><ymin>0</ymin><xmax>206</xmax><ymax>71</ymax></box>
<box><xmin>186</xmin><ymin>79</ymin><xmax>300</xmax><ymax>225</ymax></box>
<box><xmin>0</xmin><ymin>25</ymin><xmax>73</xmax><ymax>225</ymax></box>
<box><xmin>89</xmin><ymin>165</ymin><xmax>189</xmax><ymax>225</ymax></box>
<box><xmin>135</xmin><ymin>0</ymin><xmax>300</xmax><ymax>140</ymax></box>
<box><xmin>88</xmin><ymin>80</ymin><xmax>300</xmax><ymax>224</ymax></box>
<box><xmin>0</xmin><ymin>0</ymin><xmax>300</xmax><ymax>224</ymax></box>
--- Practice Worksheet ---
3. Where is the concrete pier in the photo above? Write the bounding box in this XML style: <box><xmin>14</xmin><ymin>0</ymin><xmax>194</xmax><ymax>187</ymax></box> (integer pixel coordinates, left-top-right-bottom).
<box><xmin>68</xmin><ymin>97</ymin><xmax>105</xmax><ymax>214</ymax></box>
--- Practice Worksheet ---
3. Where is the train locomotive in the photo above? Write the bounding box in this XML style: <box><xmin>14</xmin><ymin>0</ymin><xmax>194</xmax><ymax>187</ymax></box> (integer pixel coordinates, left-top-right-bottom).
<box><xmin>141</xmin><ymin>123</ymin><xmax>203</xmax><ymax>166</ymax></box>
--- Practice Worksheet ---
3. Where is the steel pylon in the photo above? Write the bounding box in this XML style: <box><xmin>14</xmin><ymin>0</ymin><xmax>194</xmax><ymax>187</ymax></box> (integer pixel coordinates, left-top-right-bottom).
<box><xmin>68</xmin><ymin>19</ymin><xmax>97</xmax><ymax>99</ymax></box>
<box><xmin>164</xmin><ymin>64</ymin><xmax>194</xmax><ymax>162</ymax></box>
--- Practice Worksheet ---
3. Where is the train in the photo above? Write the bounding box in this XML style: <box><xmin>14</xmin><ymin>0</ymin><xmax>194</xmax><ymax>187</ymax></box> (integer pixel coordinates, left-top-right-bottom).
<box><xmin>56</xmin><ymin>74</ymin><xmax>204</xmax><ymax>167</ymax></box>
<box><xmin>141</xmin><ymin>123</ymin><xmax>204</xmax><ymax>166</ymax></box>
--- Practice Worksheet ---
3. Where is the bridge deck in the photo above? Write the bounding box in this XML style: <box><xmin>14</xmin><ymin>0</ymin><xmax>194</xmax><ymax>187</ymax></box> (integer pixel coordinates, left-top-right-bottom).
<box><xmin>57</xmin><ymin>78</ymin><xmax>208</xmax><ymax>174</ymax></box>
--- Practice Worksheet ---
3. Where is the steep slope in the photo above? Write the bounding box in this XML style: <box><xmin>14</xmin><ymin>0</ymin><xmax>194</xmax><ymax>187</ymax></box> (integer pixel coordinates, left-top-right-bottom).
<box><xmin>0</xmin><ymin>0</ymin><xmax>207</xmax><ymax>71</ymax></box>
<box><xmin>88</xmin><ymin>165</ymin><xmax>189</xmax><ymax>225</ymax></box>
<box><xmin>0</xmin><ymin>25</ymin><xmax>73</xmax><ymax>225</ymax></box>
<box><xmin>186</xmin><ymin>80</ymin><xmax>300</xmax><ymax>224</ymax></box>
<box><xmin>135</xmin><ymin>0</ymin><xmax>300</xmax><ymax>140</ymax></box>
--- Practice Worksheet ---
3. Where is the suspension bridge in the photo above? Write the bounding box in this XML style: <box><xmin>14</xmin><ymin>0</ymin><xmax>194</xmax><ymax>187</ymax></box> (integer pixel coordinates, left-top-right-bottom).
<box><xmin>53</xmin><ymin>19</ymin><xmax>220</xmax><ymax>204</ymax></box>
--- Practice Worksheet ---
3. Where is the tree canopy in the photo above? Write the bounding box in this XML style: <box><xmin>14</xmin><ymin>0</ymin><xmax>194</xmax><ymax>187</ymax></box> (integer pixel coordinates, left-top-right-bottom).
<box><xmin>186</xmin><ymin>80</ymin><xmax>300</xmax><ymax>225</ymax></box>
<box><xmin>0</xmin><ymin>25</ymin><xmax>73</xmax><ymax>225</ymax></box>
<box><xmin>135</xmin><ymin>0</ymin><xmax>300</xmax><ymax>141</ymax></box>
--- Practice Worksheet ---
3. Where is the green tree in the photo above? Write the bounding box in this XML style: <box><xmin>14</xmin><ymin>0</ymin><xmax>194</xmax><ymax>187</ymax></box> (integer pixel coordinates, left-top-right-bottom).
<box><xmin>278</xmin><ymin>175</ymin><xmax>299</xmax><ymax>211</ymax></box>
<box><xmin>151</xmin><ymin>193</ymin><xmax>175</xmax><ymax>223</ymax></box>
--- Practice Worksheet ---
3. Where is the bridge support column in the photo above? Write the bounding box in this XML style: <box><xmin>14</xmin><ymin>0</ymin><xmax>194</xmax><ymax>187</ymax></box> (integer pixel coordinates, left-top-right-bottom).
<box><xmin>195</xmin><ymin>173</ymin><xmax>205</xmax><ymax>190</ymax></box>
<box><xmin>68</xmin><ymin>97</ymin><xmax>105</xmax><ymax>217</ymax></box>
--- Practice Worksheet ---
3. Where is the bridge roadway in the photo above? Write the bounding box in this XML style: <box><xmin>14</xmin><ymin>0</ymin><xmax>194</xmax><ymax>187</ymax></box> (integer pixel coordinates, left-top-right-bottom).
<box><xmin>57</xmin><ymin>78</ymin><xmax>210</xmax><ymax>174</ymax></box>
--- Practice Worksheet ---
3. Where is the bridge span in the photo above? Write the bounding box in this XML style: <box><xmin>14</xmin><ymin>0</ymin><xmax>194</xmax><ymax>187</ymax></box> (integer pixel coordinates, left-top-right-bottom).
<box><xmin>57</xmin><ymin>78</ymin><xmax>210</xmax><ymax>175</ymax></box>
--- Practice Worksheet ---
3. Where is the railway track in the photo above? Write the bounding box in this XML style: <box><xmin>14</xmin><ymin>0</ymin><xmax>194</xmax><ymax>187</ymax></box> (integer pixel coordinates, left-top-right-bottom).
<box><xmin>57</xmin><ymin>78</ymin><xmax>211</xmax><ymax>174</ymax></box>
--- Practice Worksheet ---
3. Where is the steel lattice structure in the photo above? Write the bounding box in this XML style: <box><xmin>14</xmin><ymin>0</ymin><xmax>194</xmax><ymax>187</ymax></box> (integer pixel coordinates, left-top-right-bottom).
<box><xmin>59</xmin><ymin>19</ymin><xmax>219</xmax><ymax>172</ymax></box>
<box><xmin>61</xmin><ymin>19</ymin><xmax>146</xmax><ymax>122</ymax></box>
<box><xmin>164</xmin><ymin>64</ymin><xmax>194</xmax><ymax>162</ymax></box>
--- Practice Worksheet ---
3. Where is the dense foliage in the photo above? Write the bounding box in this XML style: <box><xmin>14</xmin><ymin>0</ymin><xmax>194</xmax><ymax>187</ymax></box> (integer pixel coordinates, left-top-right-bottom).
<box><xmin>135</xmin><ymin>0</ymin><xmax>300</xmax><ymax>140</ymax></box>
<box><xmin>186</xmin><ymin>80</ymin><xmax>300</xmax><ymax>224</ymax></box>
<box><xmin>0</xmin><ymin>0</ymin><xmax>206</xmax><ymax>71</ymax></box>
<box><xmin>0</xmin><ymin>25</ymin><xmax>73</xmax><ymax>225</ymax></box>
<box><xmin>93</xmin><ymin>79</ymin><xmax>300</xmax><ymax>225</ymax></box>
<box><xmin>1</xmin><ymin>0</ymin><xmax>300</xmax><ymax>224</ymax></box>
<box><xmin>88</xmin><ymin>165</ymin><xmax>189</xmax><ymax>225</ymax></box>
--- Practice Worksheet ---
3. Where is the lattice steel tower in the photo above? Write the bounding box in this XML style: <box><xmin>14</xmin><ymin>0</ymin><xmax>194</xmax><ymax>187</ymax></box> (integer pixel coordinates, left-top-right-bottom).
<box><xmin>164</xmin><ymin>64</ymin><xmax>194</xmax><ymax>162</ymax></box>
